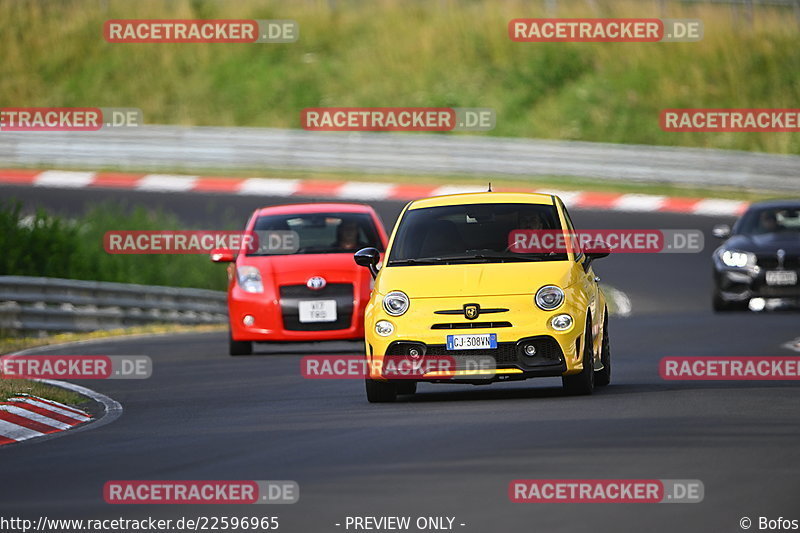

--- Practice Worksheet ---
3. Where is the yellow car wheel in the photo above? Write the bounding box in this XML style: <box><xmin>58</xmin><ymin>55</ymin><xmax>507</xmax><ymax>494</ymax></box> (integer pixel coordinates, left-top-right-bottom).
<box><xmin>365</xmin><ymin>378</ymin><xmax>398</xmax><ymax>403</ymax></box>
<box><xmin>397</xmin><ymin>381</ymin><xmax>417</xmax><ymax>395</ymax></box>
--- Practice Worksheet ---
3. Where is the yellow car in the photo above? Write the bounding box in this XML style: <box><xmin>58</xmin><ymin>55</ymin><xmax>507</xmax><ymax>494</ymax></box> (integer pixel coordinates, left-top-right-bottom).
<box><xmin>354</xmin><ymin>192</ymin><xmax>611</xmax><ymax>402</ymax></box>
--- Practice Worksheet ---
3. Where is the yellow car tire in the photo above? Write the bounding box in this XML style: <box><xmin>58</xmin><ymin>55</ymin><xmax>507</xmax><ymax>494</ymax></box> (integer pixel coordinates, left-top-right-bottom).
<box><xmin>365</xmin><ymin>378</ymin><xmax>398</xmax><ymax>403</ymax></box>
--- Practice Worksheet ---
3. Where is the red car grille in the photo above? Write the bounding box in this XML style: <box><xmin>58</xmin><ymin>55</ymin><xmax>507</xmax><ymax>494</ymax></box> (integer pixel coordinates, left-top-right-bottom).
<box><xmin>278</xmin><ymin>283</ymin><xmax>354</xmax><ymax>331</ymax></box>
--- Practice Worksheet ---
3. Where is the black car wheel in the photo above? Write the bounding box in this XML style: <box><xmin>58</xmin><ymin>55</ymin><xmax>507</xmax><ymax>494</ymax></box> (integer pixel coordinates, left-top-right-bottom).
<box><xmin>365</xmin><ymin>379</ymin><xmax>398</xmax><ymax>403</ymax></box>
<box><xmin>229</xmin><ymin>330</ymin><xmax>253</xmax><ymax>356</ymax></box>
<box><xmin>396</xmin><ymin>381</ymin><xmax>417</xmax><ymax>396</ymax></box>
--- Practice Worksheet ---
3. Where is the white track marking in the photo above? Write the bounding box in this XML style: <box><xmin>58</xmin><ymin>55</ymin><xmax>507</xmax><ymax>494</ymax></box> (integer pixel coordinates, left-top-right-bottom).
<box><xmin>0</xmin><ymin>419</ymin><xmax>44</xmax><ymax>441</ymax></box>
<box><xmin>238</xmin><ymin>178</ymin><xmax>299</xmax><ymax>196</ymax></box>
<box><xmin>692</xmin><ymin>199</ymin><xmax>747</xmax><ymax>216</ymax></box>
<box><xmin>4</xmin><ymin>169</ymin><xmax>756</xmax><ymax>216</ymax></box>
<box><xmin>17</xmin><ymin>393</ymin><xmax>89</xmax><ymax>417</ymax></box>
<box><xmin>0</xmin><ymin>341</ymin><xmax>122</xmax><ymax>445</ymax></box>
<box><xmin>335</xmin><ymin>181</ymin><xmax>395</xmax><ymax>200</ymax></box>
<box><xmin>430</xmin><ymin>185</ymin><xmax>485</xmax><ymax>196</ymax></box>
<box><xmin>8</xmin><ymin>398</ymin><xmax>90</xmax><ymax>421</ymax></box>
<box><xmin>136</xmin><ymin>174</ymin><xmax>198</xmax><ymax>191</ymax></box>
<box><xmin>34</xmin><ymin>170</ymin><xmax>95</xmax><ymax>188</ymax></box>
<box><xmin>613</xmin><ymin>194</ymin><xmax>667</xmax><ymax>212</ymax></box>
<box><xmin>0</xmin><ymin>405</ymin><xmax>72</xmax><ymax>430</ymax></box>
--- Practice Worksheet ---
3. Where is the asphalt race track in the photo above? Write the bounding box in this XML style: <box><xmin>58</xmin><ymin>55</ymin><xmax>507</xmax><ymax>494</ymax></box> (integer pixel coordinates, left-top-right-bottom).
<box><xmin>2</xmin><ymin>184</ymin><xmax>800</xmax><ymax>532</ymax></box>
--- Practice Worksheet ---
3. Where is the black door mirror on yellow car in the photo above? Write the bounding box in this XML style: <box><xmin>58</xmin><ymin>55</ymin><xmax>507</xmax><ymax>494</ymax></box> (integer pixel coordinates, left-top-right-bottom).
<box><xmin>354</xmin><ymin>247</ymin><xmax>381</xmax><ymax>278</ymax></box>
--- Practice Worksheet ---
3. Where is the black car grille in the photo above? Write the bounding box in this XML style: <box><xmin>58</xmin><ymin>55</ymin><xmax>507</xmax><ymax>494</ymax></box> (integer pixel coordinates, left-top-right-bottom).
<box><xmin>756</xmin><ymin>254</ymin><xmax>800</xmax><ymax>269</ymax></box>
<box><xmin>279</xmin><ymin>283</ymin><xmax>353</xmax><ymax>331</ymax></box>
<box><xmin>431</xmin><ymin>321</ymin><xmax>513</xmax><ymax>330</ymax></box>
<box><xmin>385</xmin><ymin>336</ymin><xmax>564</xmax><ymax>369</ymax></box>
<box><xmin>756</xmin><ymin>285</ymin><xmax>800</xmax><ymax>297</ymax></box>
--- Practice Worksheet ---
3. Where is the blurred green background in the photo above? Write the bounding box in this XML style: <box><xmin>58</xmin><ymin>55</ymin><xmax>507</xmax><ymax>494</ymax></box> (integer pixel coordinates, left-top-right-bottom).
<box><xmin>0</xmin><ymin>200</ymin><xmax>227</xmax><ymax>290</ymax></box>
<box><xmin>2</xmin><ymin>0</ymin><xmax>798</xmax><ymax>154</ymax></box>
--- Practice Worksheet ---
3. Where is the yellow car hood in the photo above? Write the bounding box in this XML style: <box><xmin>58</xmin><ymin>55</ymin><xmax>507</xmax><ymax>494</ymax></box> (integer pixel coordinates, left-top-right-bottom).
<box><xmin>376</xmin><ymin>261</ymin><xmax>577</xmax><ymax>298</ymax></box>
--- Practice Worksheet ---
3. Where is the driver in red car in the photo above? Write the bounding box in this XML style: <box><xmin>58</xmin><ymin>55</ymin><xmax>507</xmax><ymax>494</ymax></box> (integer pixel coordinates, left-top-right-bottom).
<box><xmin>335</xmin><ymin>220</ymin><xmax>361</xmax><ymax>251</ymax></box>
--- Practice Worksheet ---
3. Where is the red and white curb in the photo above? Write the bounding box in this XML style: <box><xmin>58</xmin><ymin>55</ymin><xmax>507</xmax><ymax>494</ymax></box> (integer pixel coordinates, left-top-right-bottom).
<box><xmin>0</xmin><ymin>393</ymin><xmax>91</xmax><ymax>446</ymax></box>
<box><xmin>0</xmin><ymin>169</ymin><xmax>749</xmax><ymax>216</ymax></box>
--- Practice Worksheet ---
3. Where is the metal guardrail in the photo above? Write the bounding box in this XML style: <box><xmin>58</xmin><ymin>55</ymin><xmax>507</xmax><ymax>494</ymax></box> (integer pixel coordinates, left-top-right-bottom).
<box><xmin>0</xmin><ymin>276</ymin><xmax>227</xmax><ymax>335</ymax></box>
<box><xmin>1</xmin><ymin>126</ymin><xmax>798</xmax><ymax>192</ymax></box>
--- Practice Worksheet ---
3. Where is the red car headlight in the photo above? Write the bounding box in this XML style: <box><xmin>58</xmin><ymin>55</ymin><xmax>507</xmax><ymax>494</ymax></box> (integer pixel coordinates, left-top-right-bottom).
<box><xmin>236</xmin><ymin>265</ymin><xmax>264</xmax><ymax>293</ymax></box>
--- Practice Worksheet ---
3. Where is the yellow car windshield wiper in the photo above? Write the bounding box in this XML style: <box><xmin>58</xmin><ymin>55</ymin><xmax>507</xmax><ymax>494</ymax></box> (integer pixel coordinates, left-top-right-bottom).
<box><xmin>389</xmin><ymin>254</ymin><xmax>549</xmax><ymax>265</ymax></box>
<box><xmin>386</xmin><ymin>257</ymin><xmax>443</xmax><ymax>265</ymax></box>
<box><xmin>441</xmin><ymin>254</ymin><xmax>545</xmax><ymax>263</ymax></box>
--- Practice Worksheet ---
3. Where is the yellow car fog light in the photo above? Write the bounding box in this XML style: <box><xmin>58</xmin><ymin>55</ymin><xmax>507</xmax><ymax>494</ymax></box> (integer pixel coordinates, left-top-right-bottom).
<box><xmin>523</xmin><ymin>344</ymin><xmax>537</xmax><ymax>357</ymax></box>
<box><xmin>375</xmin><ymin>320</ymin><xmax>395</xmax><ymax>337</ymax></box>
<box><xmin>550</xmin><ymin>314</ymin><xmax>573</xmax><ymax>331</ymax></box>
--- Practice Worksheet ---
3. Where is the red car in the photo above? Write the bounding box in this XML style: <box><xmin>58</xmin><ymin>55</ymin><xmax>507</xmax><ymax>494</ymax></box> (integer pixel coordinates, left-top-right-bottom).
<box><xmin>211</xmin><ymin>203</ymin><xmax>388</xmax><ymax>355</ymax></box>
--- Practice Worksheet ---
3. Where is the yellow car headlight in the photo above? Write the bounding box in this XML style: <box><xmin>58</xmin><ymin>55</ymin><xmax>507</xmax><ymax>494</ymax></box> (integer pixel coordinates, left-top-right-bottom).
<box><xmin>383</xmin><ymin>291</ymin><xmax>409</xmax><ymax>316</ymax></box>
<box><xmin>535</xmin><ymin>285</ymin><xmax>564</xmax><ymax>311</ymax></box>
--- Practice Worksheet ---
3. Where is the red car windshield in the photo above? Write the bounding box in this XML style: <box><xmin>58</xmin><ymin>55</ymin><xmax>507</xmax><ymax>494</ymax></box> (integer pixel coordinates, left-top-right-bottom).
<box><xmin>248</xmin><ymin>212</ymin><xmax>383</xmax><ymax>255</ymax></box>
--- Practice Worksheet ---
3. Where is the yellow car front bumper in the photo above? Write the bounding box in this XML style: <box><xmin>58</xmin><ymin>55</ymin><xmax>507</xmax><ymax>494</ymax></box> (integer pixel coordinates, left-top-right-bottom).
<box><xmin>364</xmin><ymin>293</ymin><xmax>590</xmax><ymax>383</ymax></box>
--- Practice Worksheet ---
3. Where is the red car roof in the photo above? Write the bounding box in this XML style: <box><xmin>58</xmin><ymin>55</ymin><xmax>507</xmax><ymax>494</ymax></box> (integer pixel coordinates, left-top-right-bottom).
<box><xmin>254</xmin><ymin>203</ymin><xmax>377</xmax><ymax>217</ymax></box>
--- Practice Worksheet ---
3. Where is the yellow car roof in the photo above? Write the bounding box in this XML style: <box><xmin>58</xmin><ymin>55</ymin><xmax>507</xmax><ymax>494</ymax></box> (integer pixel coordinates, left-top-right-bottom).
<box><xmin>408</xmin><ymin>191</ymin><xmax>556</xmax><ymax>210</ymax></box>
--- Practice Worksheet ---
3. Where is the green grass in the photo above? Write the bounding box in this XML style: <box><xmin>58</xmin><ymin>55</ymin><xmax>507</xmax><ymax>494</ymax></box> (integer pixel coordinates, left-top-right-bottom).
<box><xmin>0</xmin><ymin>199</ymin><xmax>230</xmax><ymax>291</ymax></box>
<box><xmin>1</xmin><ymin>0</ymin><xmax>798</xmax><ymax>154</ymax></box>
<box><xmin>0</xmin><ymin>379</ymin><xmax>85</xmax><ymax>406</ymax></box>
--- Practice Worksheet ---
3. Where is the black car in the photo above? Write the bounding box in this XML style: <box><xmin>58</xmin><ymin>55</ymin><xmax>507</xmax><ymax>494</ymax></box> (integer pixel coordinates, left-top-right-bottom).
<box><xmin>712</xmin><ymin>200</ymin><xmax>800</xmax><ymax>312</ymax></box>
